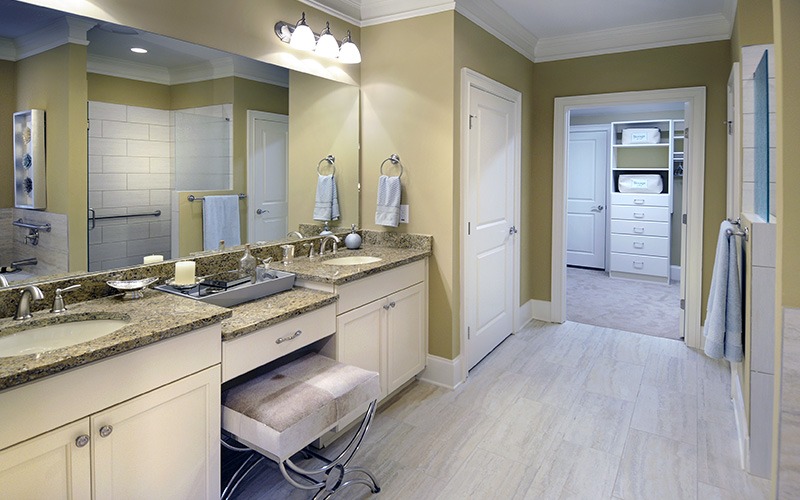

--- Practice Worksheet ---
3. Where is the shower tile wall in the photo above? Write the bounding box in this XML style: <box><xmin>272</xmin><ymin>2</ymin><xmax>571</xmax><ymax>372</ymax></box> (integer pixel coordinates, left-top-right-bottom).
<box><xmin>740</xmin><ymin>44</ymin><xmax>776</xmax><ymax>220</ymax></box>
<box><xmin>88</xmin><ymin>102</ymin><xmax>173</xmax><ymax>271</ymax></box>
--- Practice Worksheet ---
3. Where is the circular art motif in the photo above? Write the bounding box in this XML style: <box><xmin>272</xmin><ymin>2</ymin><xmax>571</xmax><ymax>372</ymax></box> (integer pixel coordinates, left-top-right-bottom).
<box><xmin>22</xmin><ymin>154</ymin><xmax>32</xmax><ymax>169</ymax></box>
<box><xmin>22</xmin><ymin>127</ymin><xmax>31</xmax><ymax>144</ymax></box>
<box><xmin>24</xmin><ymin>177</ymin><xmax>33</xmax><ymax>194</ymax></box>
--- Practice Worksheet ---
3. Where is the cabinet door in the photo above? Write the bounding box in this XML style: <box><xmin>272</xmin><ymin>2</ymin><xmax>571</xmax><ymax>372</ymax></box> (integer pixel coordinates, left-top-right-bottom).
<box><xmin>337</xmin><ymin>298</ymin><xmax>386</xmax><ymax>397</ymax></box>
<box><xmin>92</xmin><ymin>366</ymin><xmax>220</xmax><ymax>499</ymax></box>
<box><xmin>387</xmin><ymin>282</ymin><xmax>427</xmax><ymax>394</ymax></box>
<box><xmin>0</xmin><ymin>419</ymin><xmax>91</xmax><ymax>499</ymax></box>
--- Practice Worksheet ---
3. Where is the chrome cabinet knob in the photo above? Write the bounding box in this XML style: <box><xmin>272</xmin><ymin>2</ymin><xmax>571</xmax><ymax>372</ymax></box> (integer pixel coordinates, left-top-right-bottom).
<box><xmin>99</xmin><ymin>425</ymin><xmax>113</xmax><ymax>438</ymax></box>
<box><xmin>75</xmin><ymin>435</ymin><xmax>90</xmax><ymax>448</ymax></box>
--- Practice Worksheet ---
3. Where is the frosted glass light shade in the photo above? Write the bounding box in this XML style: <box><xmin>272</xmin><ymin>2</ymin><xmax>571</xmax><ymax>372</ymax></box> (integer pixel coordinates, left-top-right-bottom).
<box><xmin>289</xmin><ymin>14</ymin><xmax>316</xmax><ymax>51</ymax></box>
<box><xmin>315</xmin><ymin>23</ymin><xmax>339</xmax><ymax>59</ymax></box>
<box><xmin>339</xmin><ymin>31</ymin><xmax>361</xmax><ymax>64</ymax></box>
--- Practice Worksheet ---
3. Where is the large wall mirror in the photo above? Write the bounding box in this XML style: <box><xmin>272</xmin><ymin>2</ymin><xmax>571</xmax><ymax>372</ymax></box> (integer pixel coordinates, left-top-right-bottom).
<box><xmin>0</xmin><ymin>0</ymin><xmax>360</xmax><ymax>284</ymax></box>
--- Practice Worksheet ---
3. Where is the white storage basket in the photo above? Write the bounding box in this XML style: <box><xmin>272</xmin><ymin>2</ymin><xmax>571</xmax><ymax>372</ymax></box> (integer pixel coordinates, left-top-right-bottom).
<box><xmin>621</xmin><ymin>128</ymin><xmax>661</xmax><ymax>144</ymax></box>
<box><xmin>618</xmin><ymin>174</ymin><xmax>663</xmax><ymax>194</ymax></box>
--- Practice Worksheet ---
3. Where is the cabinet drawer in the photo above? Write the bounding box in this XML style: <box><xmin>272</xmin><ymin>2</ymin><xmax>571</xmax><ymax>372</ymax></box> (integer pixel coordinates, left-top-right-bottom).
<box><xmin>610</xmin><ymin>193</ymin><xmax>669</xmax><ymax>207</ymax></box>
<box><xmin>337</xmin><ymin>260</ymin><xmax>426</xmax><ymax>313</ymax></box>
<box><xmin>611</xmin><ymin>205</ymin><xmax>669</xmax><ymax>222</ymax></box>
<box><xmin>610</xmin><ymin>253</ymin><xmax>669</xmax><ymax>277</ymax></box>
<box><xmin>610</xmin><ymin>220</ymin><xmax>670</xmax><ymax>237</ymax></box>
<box><xmin>222</xmin><ymin>304</ymin><xmax>336</xmax><ymax>382</ymax></box>
<box><xmin>610</xmin><ymin>235</ymin><xmax>669</xmax><ymax>257</ymax></box>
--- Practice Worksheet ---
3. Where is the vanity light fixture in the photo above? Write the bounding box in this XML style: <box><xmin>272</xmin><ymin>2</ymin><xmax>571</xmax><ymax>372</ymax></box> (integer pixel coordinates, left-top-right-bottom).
<box><xmin>274</xmin><ymin>14</ymin><xmax>361</xmax><ymax>64</ymax></box>
<box><xmin>130</xmin><ymin>47</ymin><xmax>148</xmax><ymax>54</ymax></box>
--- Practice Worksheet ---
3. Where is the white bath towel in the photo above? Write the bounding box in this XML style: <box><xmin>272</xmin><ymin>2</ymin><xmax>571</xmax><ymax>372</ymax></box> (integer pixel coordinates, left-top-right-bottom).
<box><xmin>375</xmin><ymin>175</ymin><xmax>401</xmax><ymax>227</ymax></box>
<box><xmin>202</xmin><ymin>195</ymin><xmax>241</xmax><ymax>250</ymax></box>
<box><xmin>703</xmin><ymin>221</ymin><xmax>743</xmax><ymax>362</ymax></box>
<box><xmin>313</xmin><ymin>174</ymin><xmax>340</xmax><ymax>221</ymax></box>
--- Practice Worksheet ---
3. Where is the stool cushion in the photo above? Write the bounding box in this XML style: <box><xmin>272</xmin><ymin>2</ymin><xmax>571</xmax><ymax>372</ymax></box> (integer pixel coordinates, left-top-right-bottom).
<box><xmin>222</xmin><ymin>353</ymin><xmax>380</xmax><ymax>461</ymax></box>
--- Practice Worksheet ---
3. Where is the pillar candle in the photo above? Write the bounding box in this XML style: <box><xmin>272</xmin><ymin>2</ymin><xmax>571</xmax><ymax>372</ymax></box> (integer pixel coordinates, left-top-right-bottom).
<box><xmin>174</xmin><ymin>261</ymin><xmax>196</xmax><ymax>285</ymax></box>
<box><xmin>143</xmin><ymin>255</ymin><xmax>164</xmax><ymax>264</ymax></box>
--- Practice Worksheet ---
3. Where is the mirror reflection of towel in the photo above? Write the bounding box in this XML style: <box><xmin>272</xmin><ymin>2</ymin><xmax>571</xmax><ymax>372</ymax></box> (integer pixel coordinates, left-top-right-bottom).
<box><xmin>313</xmin><ymin>174</ymin><xmax>340</xmax><ymax>221</ymax></box>
<box><xmin>203</xmin><ymin>195</ymin><xmax>241</xmax><ymax>250</ymax></box>
<box><xmin>375</xmin><ymin>175</ymin><xmax>401</xmax><ymax>227</ymax></box>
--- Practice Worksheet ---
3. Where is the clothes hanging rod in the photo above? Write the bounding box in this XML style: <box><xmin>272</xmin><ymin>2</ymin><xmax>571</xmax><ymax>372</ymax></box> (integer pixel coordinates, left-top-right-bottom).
<box><xmin>12</xmin><ymin>219</ymin><xmax>51</xmax><ymax>232</ymax></box>
<box><xmin>95</xmin><ymin>210</ymin><xmax>161</xmax><ymax>221</ymax></box>
<box><xmin>187</xmin><ymin>193</ymin><xmax>247</xmax><ymax>202</ymax></box>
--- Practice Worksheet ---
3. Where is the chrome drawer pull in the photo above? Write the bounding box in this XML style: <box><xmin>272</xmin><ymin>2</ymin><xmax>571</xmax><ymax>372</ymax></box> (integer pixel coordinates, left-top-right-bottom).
<box><xmin>633</xmin><ymin>227</ymin><xmax>645</xmax><ymax>234</ymax></box>
<box><xmin>275</xmin><ymin>330</ymin><xmax>302</xmax><ymax>344</ymax></box>
<box><xmin>634</xmin><ymin>199</ymin><xmax>645</xmax><ymax>204</ymax></box>
<box><xmin>633</xmin><ymin>261</ymin><xmax>644</xmax><ymax>269</ymax></box>
<box><xmin>633</xmin><ymin>212</ymin><xmax>645</xmax><ymax>218</ymax></box>
<box><xmin>633</xmin><ymin>242</ymin><xmax>645</xmax><ymax>249</ymax></box>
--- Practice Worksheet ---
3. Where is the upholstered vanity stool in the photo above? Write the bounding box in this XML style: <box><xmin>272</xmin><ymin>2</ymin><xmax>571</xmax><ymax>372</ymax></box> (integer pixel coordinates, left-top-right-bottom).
<box><xmin>221</xmin><ymin>353</ymin><xmax>381</xmax><ymax>499</ymax></box>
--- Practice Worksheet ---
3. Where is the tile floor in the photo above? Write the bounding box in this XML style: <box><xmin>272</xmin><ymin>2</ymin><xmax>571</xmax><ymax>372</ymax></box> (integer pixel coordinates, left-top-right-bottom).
<box><xmin>224</xmin><ymin>320</ymin><xmax>771</xmax><ymax>499</ymax></box>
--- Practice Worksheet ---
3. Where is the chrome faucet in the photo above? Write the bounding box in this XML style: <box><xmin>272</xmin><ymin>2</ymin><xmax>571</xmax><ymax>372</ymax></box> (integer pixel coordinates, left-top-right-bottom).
<box><xmin>287</xmin><ymin>231</ymin><xmax>304</xmax><ymax>240</ymax></box>
<box><xmin>51</xmin><ymin>284</ymin><xmax>81</xmax><ymax>313</ymax></box>
<box><xmin>14</xmin><ymin>285</ymin><xmax>44</xmax><ymax>320</ymax></box>
<box><xmin>320</xmin><ymin>234</ymin><xmax>340</xmax><ymax>256</ymax></box>
<box><xmin>0</xmin><ymin>275</ymin><xmax>8</xmax><ymax>288</ymax></box>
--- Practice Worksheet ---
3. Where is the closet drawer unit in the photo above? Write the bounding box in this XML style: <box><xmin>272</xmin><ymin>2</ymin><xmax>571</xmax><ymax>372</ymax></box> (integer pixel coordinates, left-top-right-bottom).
<box><xmin>610</xmin><ymin>253</ymin><xmax>670</xmax><ymax>277</ymax></box>
<box><xmin>610</xmin><ymin>234</ymin><xmax>669</xmax><ymax>257</ymax></box>
<box><xmin>610</xmin><ymin>220</ymin><xmax>670</xmax><ymax>237</ymax></box>
<box><xmin>610</xmin><ymin>193</ymin><xmax>669</xmax><ymax>207</ymax></box>
<box><xmin>610</xmin><ymin>205</ymin><xmax>669</xmax><ymax>222</ymax></box>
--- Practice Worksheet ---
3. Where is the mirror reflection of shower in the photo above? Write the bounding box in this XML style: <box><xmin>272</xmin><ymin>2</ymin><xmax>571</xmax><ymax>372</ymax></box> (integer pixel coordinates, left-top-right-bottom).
<box><xmin>88</xmin><ymin>102</ymin><xmax>232</xmax><ymax>271</ymax></box>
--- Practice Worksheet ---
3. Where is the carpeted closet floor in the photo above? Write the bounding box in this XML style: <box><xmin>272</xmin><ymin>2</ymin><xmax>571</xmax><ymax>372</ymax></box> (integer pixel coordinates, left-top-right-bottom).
<box><xmin>566</xmin><ymin>266</ymin><xmax>682</xmax><ymax>340</ymax></box>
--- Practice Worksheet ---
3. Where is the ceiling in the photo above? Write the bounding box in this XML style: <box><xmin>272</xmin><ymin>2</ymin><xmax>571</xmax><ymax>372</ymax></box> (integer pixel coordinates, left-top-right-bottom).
<box><xmin>302</xmin><ymin>0</ymin><xmax>737</xmax><ymax>62</ymax></box>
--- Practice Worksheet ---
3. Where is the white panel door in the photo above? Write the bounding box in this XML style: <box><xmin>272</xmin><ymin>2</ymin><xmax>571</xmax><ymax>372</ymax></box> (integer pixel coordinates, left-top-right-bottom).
<box><xmin>248</xmin><ymin>111</ymin><xmax>288</xmax><ymax>243</ymax></box>
<box><xmin>567</xmin><ymin>128</ymin><xmax>608</xmax><ymax>269</ymax></box>
<box><xmin>466</xmin><ymin>85</ymin><xmax>517</xmax><ymax>370</ymax></box>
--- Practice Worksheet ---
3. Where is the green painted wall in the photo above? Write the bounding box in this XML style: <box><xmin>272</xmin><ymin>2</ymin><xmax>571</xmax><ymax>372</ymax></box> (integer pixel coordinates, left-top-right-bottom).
<box><xmin>87</xmin><ymin>73</ymin><xmax>170</xmax><ymax>109</ymax></box>
<box><xmin>0</xmin><ymin>60</ymin><xmax>15</xmax><ymax>208</ymax></box>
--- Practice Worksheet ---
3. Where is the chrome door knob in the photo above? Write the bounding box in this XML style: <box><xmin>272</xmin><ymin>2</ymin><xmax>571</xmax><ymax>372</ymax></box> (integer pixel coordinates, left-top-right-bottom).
<box><xmin>256</xmin><ymin>208</ymin><xmax>266</xmax><ymax>215</ymax></box>
<box><xmin>590</xmin><ymin>205</ymin><xmax>604</xmax><ymax>212</ymax></box>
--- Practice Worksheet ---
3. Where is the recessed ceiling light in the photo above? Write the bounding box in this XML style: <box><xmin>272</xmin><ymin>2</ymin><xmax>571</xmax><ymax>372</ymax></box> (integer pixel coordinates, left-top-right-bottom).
<box><xmin>130</xmin><ymin>47</ymin><xmax>148</xmax><ymax>54</ymax></box>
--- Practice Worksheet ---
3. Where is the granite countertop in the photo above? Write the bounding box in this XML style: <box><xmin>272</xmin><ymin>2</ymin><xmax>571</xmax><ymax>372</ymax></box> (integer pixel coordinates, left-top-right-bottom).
<box><xmin>221</xmin><ymin>287</ymin><xmax>337</xmax><ymax>342</ymax></box>
<box><xmin>0</xmin><ymin>290</ymin><xmax>231</xmax><ymax>391</ymax></box>
<box><xmin>279</xmin><ymin>244</ymin><xmax>430</xmax><ymax>285</ymax></box>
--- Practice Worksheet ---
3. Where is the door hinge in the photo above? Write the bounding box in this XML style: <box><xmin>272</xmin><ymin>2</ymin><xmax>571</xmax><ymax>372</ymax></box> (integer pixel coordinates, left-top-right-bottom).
<box><xmin>468</xmin><ymin>222</ymin><xmax>471</xmax><ymax>235</ymax></box>
<box><xmin>469</xmin><ymin>114</ymin><xmax>476</xmax><ymax>130</ymax></box>
<box><xmin>467</xmin><ymin>326</ymin><xmax>470</xmax><ymax>340</ymax></box>
<box><xmin>682</xmin><ymin>213</ymin><xmax>687</xmax><ymax>224</ymax></box>
<box><xmin>684</xmin><ymin>126</ymin><xmax>689</xmax><ymax>135</ymax></box>
<box><xmin>727</xmin><ymin>120</ymin><xmax>733</xmax><ymax>135</ymax></box>
<box><xmin>680</xmin><ymin>299</ymin><xmax>685</xmax><ymax>310</ymax></box>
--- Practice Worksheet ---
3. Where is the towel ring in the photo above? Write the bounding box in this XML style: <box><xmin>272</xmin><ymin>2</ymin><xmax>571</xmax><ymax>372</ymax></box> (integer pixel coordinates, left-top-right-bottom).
<box><xmin>317</xmin><ymin>155</ymin><xmax>336</xmax><ymax>175</ymax></box>
<box><xmin>380</xmin><ymin>154</ymin><xmax>403</xmax><ymax>178</ymax></box>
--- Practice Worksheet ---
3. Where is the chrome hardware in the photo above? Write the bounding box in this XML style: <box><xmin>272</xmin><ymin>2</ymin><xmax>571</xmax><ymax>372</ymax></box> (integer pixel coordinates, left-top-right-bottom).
<box><xmin>633</xmin><ymin>227</ymin><xmax>645</xmax><ymax>234</ymax></box>
<box><xmin>633</xmin><ymin>212</ymin><xmax>645</xmax><ymax>218</ymax></box>
<box><xmin>383</xmin><ymin>304</ymin><xmax>390</xmax><ymax>310</ymax></box>
<box><xmin>276</xmin><ymin>330</ymin><xmax>302</xmax><ymax>344</ymax></box>
<box><xmin>0</xmin><ymin>275</ymin><xmax>8</xmax><ymax>288</ymax></box>
<box><xmin>14</xmin><ymin>285</ymin><xmax>44</xmax><ymax>320</ymax></box>
<box><xmin>389</xmin><ymin>301</ymin><xmax>396</xmax><ymax>308</ymax></box>
<box><xmin>320</xmin><ymin>234</ymin><xmax>340</xmax><ymax>256</ymax></box>
<box><xmin>51</xmin><ymin>284</ymin><xmax>81</xmax><ymax>313</ymax></box>
<box><xmin>303</xmin><ymin>242</ymin><xmax>316</xmax><ymax>259</ymax></box>
<box><xmin>75</xmin><ymin>435</ymin><xmax>90</xmax><ymax>448</ymax></box>
<box><xmin>726</xmin><ymin>226</ymin><xmax>749</xmax><ymax>241</ymax></box>
<box><xmin>256</xmin><ymin>208</ymin><xmax>266</xmax><ymax>215</ymax></box>
<box><xmin>99</xmin><ymin>425</ymin><xmax>113</xmax><ymax>438</ymax></box>
<box><xmin>590</xmin><ymin>205</ymin><xmax>604</xmax><ymax>212</ymax></box>
<box><xmin>633</xmin><ymin>199</ymin><xmax>645</xmax><ymax>205</ymax></box>
<box><xmin>89</xmin><ymin>208</ymin><xmax>96</xmax><ymax>230</ymax></box>
<box><xmin>187</xmin><ymin>193</ymin><xmax>246</xmax><ymax>202</ymax></box>
<box><xmin>509</xmin><ymin>226</ymin><xmax>518</xmax><ymax>235</ymax></box>
<box><xmin>633</xmin><ymin>261</ymin><xmax>644</xmax><ymax>269</ymax></box>
<box><xmin>287</xmin><ymin>231</ymin><xmax>303</xmax><ymax>239</ymax></box>
<box><xmin>633</xmin><ymin>242</ymin><xmax>645</xmax><ymax>249</ymax></box>
<box><xmin>383</xmin><ymin>301</ymin><xmax>397</xmax><ymax>310</ymax></box>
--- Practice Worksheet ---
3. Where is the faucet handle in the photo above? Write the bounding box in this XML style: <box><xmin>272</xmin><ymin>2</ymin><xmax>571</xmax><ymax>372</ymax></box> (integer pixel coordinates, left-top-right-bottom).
<box><xmin>52</xmin><ymin>284</ymin><xmax>81</xmax><ymax>313</ymax></box>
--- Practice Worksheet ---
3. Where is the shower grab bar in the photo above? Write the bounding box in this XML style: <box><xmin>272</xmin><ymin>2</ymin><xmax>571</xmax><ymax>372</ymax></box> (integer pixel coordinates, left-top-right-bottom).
<box><xmin>95</xmin><ymin>210</ymin><xmax>161</xmax><ymax>221</ymax></box>
<box><xmin>187</xmin><ymin>193</ymin><xmax>247</xmax><ymax>202</ymax></box>
<box><xmin>12</xmin><ymin>219</ymin><xmax>51</xmax><ymax>232</ymax></box>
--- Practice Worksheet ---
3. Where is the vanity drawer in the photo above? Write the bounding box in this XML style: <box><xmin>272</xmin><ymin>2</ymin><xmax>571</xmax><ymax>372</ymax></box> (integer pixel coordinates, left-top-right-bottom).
<box><xmin>610</xmin><ymin>220</ymin><xmax>670</xmax><ymax>237</ymax></box>
<box><xmin>337</xmin><ymin>260</ymin><xmax>426</xmax><ymax>314</ymax></box>
<box><xmin>222</xmin><ymin>304</ymin><xmax>336</xmax><ymax>382</ymax></box>
<box><xmin>611</xmin><ymin>205</ymin><xmax>669</xmax><ymax>222</ymax></box>
<box><xmin>610</xmin><ymin>234</ymin><xmax>669</xmax><ymax>257</ymax></box>
<box><xmin>610</xmin><ymin>193</ymin><xmax>669</xmax><ymax>207</ymax></box>
<box><xmin>610</xmin><ymin>253</ymin><xmax>669</xmax><ymax>277</ymax></box>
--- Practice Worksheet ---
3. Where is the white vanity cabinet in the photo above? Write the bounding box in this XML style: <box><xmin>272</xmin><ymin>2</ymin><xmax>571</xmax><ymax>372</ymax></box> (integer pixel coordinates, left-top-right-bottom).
<box><xmin>0</xmin><ymin>324</ymin><xmax>222</xmax><ymax>499</ymax></box>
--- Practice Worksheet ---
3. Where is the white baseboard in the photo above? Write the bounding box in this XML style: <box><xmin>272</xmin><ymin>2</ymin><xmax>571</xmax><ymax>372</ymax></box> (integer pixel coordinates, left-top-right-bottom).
<box><xmin>731</xmin><ymin>362</ymin><xmax>750</xmax><ymax>471</ymax></box>
<box><xmin>418</xmin><ymin>354</ymin><xmax>464</xmax><ymax>390</ymax></box>
<box><xmin>531</xmin><ymin>299</ymin><xmax>552</xmax><ymax>323</ymax></box>
<box><xmin>516</xmin><ymin>300</ymin><xmax>534</xmax><ymax>331</ymax></box>
<box><xmin>671</xmin><ymin>265</ymin><xmax>681</xmax><ymax>282</ymax></box>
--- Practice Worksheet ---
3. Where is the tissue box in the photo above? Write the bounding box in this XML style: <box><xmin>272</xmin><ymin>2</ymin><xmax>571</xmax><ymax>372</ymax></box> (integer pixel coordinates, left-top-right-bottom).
<box><xmin>621</xmin><ymin>128</ymin><xmax>661</xmax><ymax>144</ymax></box>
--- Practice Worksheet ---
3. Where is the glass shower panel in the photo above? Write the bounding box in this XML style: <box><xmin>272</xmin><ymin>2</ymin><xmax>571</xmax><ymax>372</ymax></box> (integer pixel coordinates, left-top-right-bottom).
<box><xmin>174</xmin><ymin>111</ymin><xmax>232</xmax><ymax>191</ymax></box>
<box><xmin>754</xmin><ymin>50</ymin><xmax>769</xmax><ymax>222</ymax></box>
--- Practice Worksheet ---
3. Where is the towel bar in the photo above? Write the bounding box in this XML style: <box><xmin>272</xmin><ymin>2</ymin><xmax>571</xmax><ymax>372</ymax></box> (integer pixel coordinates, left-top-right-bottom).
<box><xmin>187</xmin><ymin>193</ymin><xmax>247</xmax><ymax>202</ymax></box>
<box><xmin>726</xmin><ymin>226</ymin><xmax>749</xmax><ymax>241</ymax></box>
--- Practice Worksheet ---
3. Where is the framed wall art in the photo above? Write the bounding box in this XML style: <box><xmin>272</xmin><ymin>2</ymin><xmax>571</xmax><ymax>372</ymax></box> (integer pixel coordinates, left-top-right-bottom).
<box><xmin>13</xmin><ymin>109</ymin><xmax>46</xmax><ymax>209</ymax></box>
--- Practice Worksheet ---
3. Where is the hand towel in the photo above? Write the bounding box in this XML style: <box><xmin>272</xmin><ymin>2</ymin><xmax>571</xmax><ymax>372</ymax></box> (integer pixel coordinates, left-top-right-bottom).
<box><xmin>202</xmin><ymin>195</ymin><xmax>241</xmax><ymax>250</ymax></box>
<box><xmin>703</xmin><ymin>221</ymin><xmax>743</xmax><ymax>362</ymax></box>
<box><xmin>313</xmin><ymin>174</ymin><xmax>340</xmax><ymax>221</ymax></box>
<box><xmin>375</xmin><ymin>175</ymin><xmax>401</xmax><ymax>227</ymax></box>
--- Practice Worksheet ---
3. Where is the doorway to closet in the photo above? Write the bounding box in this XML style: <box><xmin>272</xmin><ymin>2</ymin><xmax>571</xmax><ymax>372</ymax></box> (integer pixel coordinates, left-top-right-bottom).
<box><xmin>552</xmin><ymin>87</ymin><xmax>707</xmax><ymax>347</ymax></box>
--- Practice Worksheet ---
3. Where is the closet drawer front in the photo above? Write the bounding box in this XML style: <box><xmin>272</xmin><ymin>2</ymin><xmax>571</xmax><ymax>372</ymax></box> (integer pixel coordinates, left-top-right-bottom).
<box><xmin>610</xmin><ymin>205</ymin><xmax>669</xmax><ymax>222</ymax></box>
<box><xmin>611</xmin><ymin>235</ymin><xmax>669</xmax><ymax>257</ymax></box>
<box><xmin>610</xmin><ymin>253</ymin><xmax>669</xmax><ymax>277</ymax></box>
<box><xmin>610</xmin><ymin>193</ymin><xmax>669</xmax><ymax>207</ymax></box>
<box><xmin>610</xmin><ymin>220</ymin><xmax>670</xmax><ymax>237</ymax></box>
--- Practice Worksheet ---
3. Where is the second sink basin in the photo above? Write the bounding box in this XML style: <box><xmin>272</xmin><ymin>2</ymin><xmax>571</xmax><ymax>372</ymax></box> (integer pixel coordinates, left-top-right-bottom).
<box><xmin>0</xmin><ymin>319</ymin><xmax>129</xmax><ymax>357</ymax></box>
<box><xmin>324</xmin><ymin>256</ymin><xmax>383</xmax><ymax>266</ymax></box>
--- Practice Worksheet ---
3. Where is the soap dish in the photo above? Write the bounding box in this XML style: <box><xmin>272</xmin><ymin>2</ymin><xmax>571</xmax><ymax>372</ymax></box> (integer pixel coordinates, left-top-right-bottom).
<box><xmin>106</xmin><ymin>277</ymin><xmax>158</xmax><ymax>299</ymax></box>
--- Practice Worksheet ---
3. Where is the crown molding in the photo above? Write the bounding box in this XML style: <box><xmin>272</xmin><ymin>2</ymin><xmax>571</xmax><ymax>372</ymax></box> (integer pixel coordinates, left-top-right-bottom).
<box><xmin>87</xmin><ymin>54</ymin><xmax>171</xmax><ymax>84</ymax></box>
<box><xmin>360</xmin><ymin>0</ymin><xmax>454</xmax><ymax>26</ymax></box>
<box><xmin>15</xmin><ymin>16</ymin><xmax>94</xmax><ymax>60</ymax></box>
<box><xmin>0</xmin><ymin>38</ymin><xmax>15</xmax><ymax>61</ymax></box>
<box><xmin>534</xmin><ymin>13</ymin><xmax>732</xmax><ymax>62</ymax></box>
<box><xmin>723</xmin><ymin>0</ymin><xmax>738</xmax><ymax>29</ymax></box>
<box><xmin>297</xmin><ymin>0</ymin><xmax>362</xmax><ymax>25</ymax></box>
<box><xmin>455</xmin><ymin>0</ymin><xmax>537</xmax><ymax>61</ymax></box>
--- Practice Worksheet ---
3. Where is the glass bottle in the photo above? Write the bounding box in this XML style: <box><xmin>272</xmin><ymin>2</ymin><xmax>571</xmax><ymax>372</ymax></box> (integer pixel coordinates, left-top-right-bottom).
<box><xmin>239</xmin><ymin>244</ymin><xmax>257</xmax><ymax>283</ymax></box>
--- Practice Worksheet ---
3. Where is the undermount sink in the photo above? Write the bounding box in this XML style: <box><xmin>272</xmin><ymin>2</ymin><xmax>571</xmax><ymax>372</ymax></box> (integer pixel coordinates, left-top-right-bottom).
<box><xmin>324</xmin><ymin>256</ymin><xmax>383</xmax><ymax>266</ymax></box>
<box><xmin>0</xmin><ymin>319</ymin><xmax>129</xmax><ymax>357</ymax></box>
